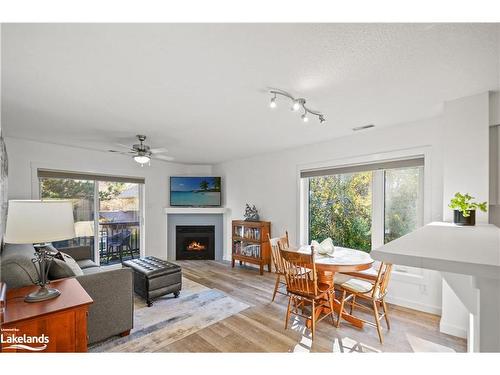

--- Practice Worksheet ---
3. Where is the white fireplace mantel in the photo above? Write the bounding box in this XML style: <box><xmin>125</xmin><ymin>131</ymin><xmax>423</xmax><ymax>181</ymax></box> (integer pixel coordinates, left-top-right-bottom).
<box><xmin>164</xmin><ymin>207</ymin><xmax>229</xmax><ymax>215</ymax></box>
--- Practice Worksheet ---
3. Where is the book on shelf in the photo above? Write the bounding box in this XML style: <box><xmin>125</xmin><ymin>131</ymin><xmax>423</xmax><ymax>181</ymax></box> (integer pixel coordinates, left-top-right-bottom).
<box><xmin>232</xmin><ymin>241</ymin><xmax>261</xmax><ymax>258</ymax></box>
<box><xmin>233</xmin><ymin>226</ymin><xmax>261</xmax><ymax>240</ymax></box>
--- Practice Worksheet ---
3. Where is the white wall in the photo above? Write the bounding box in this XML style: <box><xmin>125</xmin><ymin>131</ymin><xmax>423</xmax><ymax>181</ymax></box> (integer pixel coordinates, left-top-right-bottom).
<box><xmin>214</xmin><ymin>115</ymin><xmax>446</xmax><ymax>314</ymax></box>
<box><xmin>442</xmin><ymin>92</ymin><xmax>490</xmax><ymax>223</ymax></box>
<box><xmin>4</xmin><ymin>137</ymin><xmax>211</xmax><ymax>259</ymax></box>
<box><xmin>489</xmin><ymin>91</ymin><xmax>500</xmax><ymax>127</ymax></box>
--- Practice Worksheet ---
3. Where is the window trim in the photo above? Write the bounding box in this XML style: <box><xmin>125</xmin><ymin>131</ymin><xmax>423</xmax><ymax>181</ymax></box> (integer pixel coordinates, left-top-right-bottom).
<box><xmin>300</xmin><ymin>157</ymin><xmax>424</xmax><ymax>178</ymax></box>
<box><xmin>297</xmin><ymin>146</ymin><xmax>433</xmax><ymax>282</ymax></box>
<box><xmin>38</xmin><ymin>168</ymin><xmax>145</xmax><ymax>184</ymax></box>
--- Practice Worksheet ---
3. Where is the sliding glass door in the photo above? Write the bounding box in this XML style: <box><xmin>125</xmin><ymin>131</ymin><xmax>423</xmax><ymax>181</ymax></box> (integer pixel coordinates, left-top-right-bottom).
<box><xmin>98</xmin><ymin>181</ymin><xmax>141</xmax><ymax>264</ymax></box>
<box><xmin>39</xmin><ymin>170</ymin><xmax>144</xmax><ymax>265</ymax></box>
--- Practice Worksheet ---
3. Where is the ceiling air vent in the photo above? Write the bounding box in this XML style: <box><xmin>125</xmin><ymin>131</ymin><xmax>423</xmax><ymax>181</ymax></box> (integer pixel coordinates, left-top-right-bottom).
<box><xmin>352</xmin><ymin>124</ymin><xmax>375</xmax><ymax>131</ymax></box>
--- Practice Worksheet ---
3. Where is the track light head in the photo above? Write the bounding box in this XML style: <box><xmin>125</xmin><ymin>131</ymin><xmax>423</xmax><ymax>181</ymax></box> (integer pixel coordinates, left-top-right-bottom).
<box><xmin>270</xmin><ymin>96</ymin><xmax>277</xmax><ymax>108</ymax></box>
<box><xmin>291</xmin><ymin>98</ymin><xmax>305</xmax><ymax>112</ymax></box>
<box><xmin>319</xmin><ymin>115</ymin><xmax>326</xmax><ymax>124</ymax></box>
<box><xmin>301</xmin><ymin>113</ymin><xmax>309</xmax><ymax>123</ymax></box>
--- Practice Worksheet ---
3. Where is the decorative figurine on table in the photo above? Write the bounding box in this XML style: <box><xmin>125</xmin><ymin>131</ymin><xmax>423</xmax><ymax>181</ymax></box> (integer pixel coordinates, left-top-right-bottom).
<box><xmin>244</xmin><ymin>204</ymin><xmax>260</xmax><ymax>221</ymax></box>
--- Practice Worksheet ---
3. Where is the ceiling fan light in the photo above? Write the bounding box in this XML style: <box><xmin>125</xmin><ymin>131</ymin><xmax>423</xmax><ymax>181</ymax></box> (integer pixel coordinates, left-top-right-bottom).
<box><xmin>134</xmin><ymin>155</ymin><xmax>151</xmax><ymax>164</ymax></box>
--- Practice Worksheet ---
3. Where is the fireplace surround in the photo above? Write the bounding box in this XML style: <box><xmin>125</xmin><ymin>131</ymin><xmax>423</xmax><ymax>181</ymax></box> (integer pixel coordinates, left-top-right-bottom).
<box><xmin>165</xmin><ymin>207</ymin><xmax>227</xmax><ymax>261</ymax></box>
<box><xmin>175</xmin><ymin>225</ymin><xmax>215</xmax><ymax>260</ymax></box>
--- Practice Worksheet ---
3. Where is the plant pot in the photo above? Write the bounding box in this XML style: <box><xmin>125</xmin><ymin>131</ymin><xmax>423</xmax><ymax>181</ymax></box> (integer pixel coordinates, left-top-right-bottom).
<box><xmin>453</xmin><ymin>209</ymin><xmax>476</xmax><ymax>226</ymax></box>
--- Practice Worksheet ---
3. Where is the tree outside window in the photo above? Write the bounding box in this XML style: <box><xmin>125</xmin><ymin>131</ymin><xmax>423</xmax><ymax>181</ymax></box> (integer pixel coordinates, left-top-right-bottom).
<box><xmin>309</xmin><ymin>172</ymin><xmax>372</xmax><ymax>252</ymax></box>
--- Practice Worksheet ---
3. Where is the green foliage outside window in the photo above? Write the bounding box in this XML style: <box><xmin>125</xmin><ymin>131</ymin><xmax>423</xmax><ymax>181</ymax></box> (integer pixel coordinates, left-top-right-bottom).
<box><xmin>40</xmin><ymin>178</ymin><xmax>126</xmax><ymax>201</ymax></box>
<box><xmin>308</xmin><ymin>172</ymin><xmax>372</xmax><ymax>252</ymax></box>
<box><xmin>40</xmin><ymin>178</ymin><xmax>127</xmax><ymax>222</ymax></box>
<box><xmin>384</xmin><ymin>168</ymin><xmax>420</xmax><ymax>243</ymax></box>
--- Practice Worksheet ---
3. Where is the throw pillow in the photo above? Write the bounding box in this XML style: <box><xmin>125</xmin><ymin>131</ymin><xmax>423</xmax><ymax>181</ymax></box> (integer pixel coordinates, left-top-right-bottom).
<box><xmin>311</xmin><ymin>237</ymin><xmax>335</xmax><ymax>255</ymax></box>
<box><xmin>48</xmin><ymin>250</ymin><xmax>84</xmax><ymax>279</ymax></box>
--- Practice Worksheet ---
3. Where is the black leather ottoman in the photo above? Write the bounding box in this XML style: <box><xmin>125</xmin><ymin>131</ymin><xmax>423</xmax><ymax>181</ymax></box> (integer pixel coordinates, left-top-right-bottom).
<box><xmin>122</xmin><ymin>256</ymin><xmax>182</xmax><ymax>306</ymax></box>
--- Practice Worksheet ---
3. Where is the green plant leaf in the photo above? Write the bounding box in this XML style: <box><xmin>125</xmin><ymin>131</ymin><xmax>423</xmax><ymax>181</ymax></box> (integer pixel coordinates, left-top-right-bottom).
<box><xmin>449</xmin><ymin>192</ymin><xmax>487</xmax><ymax>214</ymax></box>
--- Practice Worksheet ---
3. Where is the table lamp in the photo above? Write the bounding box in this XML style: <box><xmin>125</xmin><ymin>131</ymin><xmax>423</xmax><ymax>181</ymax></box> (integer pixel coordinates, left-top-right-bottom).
<box><xmin>4</xmin><ymin>200</ymin><xmax>75</xmax><ymax>302</ymax></box>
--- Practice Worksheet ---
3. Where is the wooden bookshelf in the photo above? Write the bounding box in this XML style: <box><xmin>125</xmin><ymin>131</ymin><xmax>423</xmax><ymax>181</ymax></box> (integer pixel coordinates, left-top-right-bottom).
<box><xmin>231</xmin><ymin>220</ymin><xmax>271</xmax><ymax>275</ymax></box>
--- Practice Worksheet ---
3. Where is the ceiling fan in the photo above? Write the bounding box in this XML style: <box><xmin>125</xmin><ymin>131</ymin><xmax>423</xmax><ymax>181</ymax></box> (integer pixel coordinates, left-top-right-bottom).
<box><xmin>108</xmin><ymin>135</ymin><xmax>174</xmax><ymax>165</ymax></box>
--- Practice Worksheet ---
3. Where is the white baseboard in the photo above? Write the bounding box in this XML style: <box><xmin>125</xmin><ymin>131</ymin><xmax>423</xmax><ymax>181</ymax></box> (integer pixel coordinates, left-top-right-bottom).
<box><xmin>439</xmin><ymin>321</ymin><xmax>467</xmax><ymax>339</ymax></box>
<box><xmin>386</xmin><ymin>295</ymin><xmax>442</xmax><ymax>315</ymax></box>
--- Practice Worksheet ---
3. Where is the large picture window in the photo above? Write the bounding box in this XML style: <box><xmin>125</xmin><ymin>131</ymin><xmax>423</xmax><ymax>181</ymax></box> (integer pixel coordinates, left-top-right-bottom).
<box><xmin>305</xmin><ymin>158</ymin><xmax>424</xmax><ymax>252</ymax></box>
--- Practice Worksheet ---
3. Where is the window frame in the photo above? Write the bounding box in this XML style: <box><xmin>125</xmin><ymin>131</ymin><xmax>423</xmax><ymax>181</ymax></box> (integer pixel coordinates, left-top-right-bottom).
<box><xmin>298</xmin><ymin>147</ymin><xmax>432</xmax><ymax>281</ymax></box>
<box><xmin>305</xmin><ymin>167</ymin><xmax>423</xmax><ymax>250</ymax></box>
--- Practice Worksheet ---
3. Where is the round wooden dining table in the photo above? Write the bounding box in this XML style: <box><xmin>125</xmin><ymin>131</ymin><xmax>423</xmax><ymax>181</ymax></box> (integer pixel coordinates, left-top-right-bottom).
<box><xmin>293</xmin><ymin>245</ymin><xmax>374</xmax><ymax>329</ymax></box>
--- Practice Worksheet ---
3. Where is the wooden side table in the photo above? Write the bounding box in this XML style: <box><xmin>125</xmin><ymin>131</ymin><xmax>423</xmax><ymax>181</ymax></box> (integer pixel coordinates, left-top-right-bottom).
<box><xmin>1</xmin><ymin>278</ymin><xmax>93</xmax><ymax>353</ymax></box>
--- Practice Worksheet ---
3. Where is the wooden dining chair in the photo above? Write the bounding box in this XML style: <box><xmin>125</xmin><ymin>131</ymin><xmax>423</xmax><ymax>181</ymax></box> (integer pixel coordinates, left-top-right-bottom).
<box><xmin>335</xmin><ymin>262</ymin><xmax>393</xmax><ymax>343</ymax></box>
<box><xmin>279</xmin><ymin>246</ymin><xmax>336</xmax><ymax>341</ymax></box>
<box><xmin>337</xmin><ymin>261</ymin><xmax>382</xmax><ymax>315</ymax></box>
<box><xmin>268</xmin><ymin>232</ymin><xmax>290</xmax><ymax>302</ymax></box>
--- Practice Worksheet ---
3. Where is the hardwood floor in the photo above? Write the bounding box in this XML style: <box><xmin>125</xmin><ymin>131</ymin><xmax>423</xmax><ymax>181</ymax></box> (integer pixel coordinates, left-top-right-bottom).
<box><xmin>133</xmin><ymin>260</ymin><xmax>467</xmax><ymax>352</ymax></box>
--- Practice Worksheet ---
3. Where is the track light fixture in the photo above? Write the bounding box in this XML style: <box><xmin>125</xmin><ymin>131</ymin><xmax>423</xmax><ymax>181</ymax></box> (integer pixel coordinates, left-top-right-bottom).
<box><xmin>268</xmin><ymin>89</ymin><xmax>326</xmax><ymax>124</ymax></box>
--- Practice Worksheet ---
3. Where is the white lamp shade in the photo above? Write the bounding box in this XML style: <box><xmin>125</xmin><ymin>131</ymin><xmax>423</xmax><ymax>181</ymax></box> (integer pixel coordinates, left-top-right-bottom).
<box><xmin>4</xmin><ymin>200</ymin><xmax>76</xmax><ymax>244</ymax></box>
<box><xmin>74</xmin><ymin>220</ymin><xmax>94</xmax><ymax>237</ymax></box>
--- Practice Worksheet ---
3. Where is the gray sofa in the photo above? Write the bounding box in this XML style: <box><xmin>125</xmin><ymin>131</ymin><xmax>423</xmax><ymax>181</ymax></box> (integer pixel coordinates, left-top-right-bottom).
<box><xmin>0</xmin><ymin>243</ymin><xmax>134</xmax><ymax>345</ymax></box>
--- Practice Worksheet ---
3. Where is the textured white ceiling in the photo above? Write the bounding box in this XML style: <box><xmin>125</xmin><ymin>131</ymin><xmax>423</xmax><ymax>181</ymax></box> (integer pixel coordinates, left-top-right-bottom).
<box><xmin>2</xmin><ymin>23</ymin><xmax>499</xmax><ymax>164</ymax></box>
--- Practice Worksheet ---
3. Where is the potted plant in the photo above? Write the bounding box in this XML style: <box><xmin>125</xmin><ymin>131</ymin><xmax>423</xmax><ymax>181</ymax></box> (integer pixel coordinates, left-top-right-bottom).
<box><xmin>448</xmin><ymin>192</ymin><xmax>487</xmax><ymax>226</ymax></box>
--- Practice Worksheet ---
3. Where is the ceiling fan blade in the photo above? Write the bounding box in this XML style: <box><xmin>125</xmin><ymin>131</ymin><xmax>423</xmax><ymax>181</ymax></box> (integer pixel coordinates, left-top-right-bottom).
<box><xmin>154</xmin><ymin>154</ymin><xmax>175</xmax><ymax>161</ymax></box>
<box><xmin>108</xmin><ymin>150</ymin><xmax>135</xmax><ymax>155</ymax></box>
<box><xmin>115</xmin><ymin>143</ymin><xmax>135</xmax><ymax>151</ymax></box>
<box><xmin>150</xmin><ymin>147</ymin><xmax>168</xmax><ymax>154</ymax></box>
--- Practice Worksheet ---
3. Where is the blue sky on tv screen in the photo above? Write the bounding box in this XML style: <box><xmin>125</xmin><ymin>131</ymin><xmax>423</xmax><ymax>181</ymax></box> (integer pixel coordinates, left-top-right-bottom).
<box><xmin>171</xmin><ymin>177</ymin><xmax>219</xmax><ymax>192</ymax></box>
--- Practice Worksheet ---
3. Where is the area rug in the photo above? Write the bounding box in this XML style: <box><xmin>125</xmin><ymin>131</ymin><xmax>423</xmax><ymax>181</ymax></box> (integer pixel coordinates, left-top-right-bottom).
<box><xmin>89</xmin><ymin>277</ymin><xmax>249</xmax><ymax>352</ymax></box>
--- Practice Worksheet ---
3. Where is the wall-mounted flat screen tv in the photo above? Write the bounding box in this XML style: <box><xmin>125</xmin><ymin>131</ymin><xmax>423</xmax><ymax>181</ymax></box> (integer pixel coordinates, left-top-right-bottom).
<box><xmin>170</xmin><ymin>176</ymin><xmax>222</xmax><ymax>207</ymax></box>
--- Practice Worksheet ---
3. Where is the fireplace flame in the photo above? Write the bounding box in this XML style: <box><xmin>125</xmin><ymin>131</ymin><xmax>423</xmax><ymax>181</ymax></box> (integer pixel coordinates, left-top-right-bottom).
<box><xmin>187</xmin><ymin>241</ymin><xmax>206</xmax><ymax>251</ymax></box>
